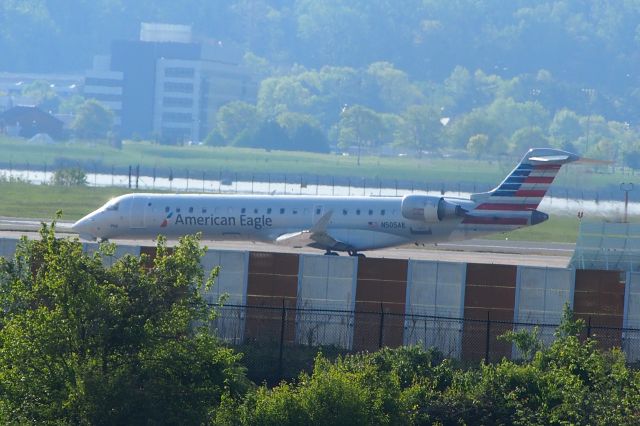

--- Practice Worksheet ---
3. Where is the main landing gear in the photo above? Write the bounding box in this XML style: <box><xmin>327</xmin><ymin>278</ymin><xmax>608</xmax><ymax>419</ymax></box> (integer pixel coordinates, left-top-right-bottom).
<box><xmin>347</xmin><ymin>249</ymin><xmax>366</xmax><ymax>258</ymax></box>
<box><xmin>323</xmin><ymin>249</ymin><xmax>366</xmax><ymax>258</ymax></box>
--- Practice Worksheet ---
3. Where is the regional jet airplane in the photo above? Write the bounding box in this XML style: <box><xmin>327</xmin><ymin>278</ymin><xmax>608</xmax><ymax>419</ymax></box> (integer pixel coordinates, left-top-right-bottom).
<box><xmin>73</xmin><ymin>148</ymin><xmax>579</xmax><ymax>256</ymax></box>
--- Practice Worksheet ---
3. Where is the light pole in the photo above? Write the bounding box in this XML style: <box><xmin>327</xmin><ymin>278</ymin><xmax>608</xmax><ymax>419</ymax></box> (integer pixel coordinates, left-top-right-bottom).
<box><xmin>620</xmin><ymin>182</ymin><xmax>634</xmax><ymax>223</ymax></box>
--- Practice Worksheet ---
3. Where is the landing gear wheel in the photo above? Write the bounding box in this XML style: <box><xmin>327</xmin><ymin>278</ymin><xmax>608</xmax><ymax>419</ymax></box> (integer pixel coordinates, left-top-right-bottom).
<box><xmin>348</xmin><ymin>250</ymin><xmax>365</xmax><ymax>258</ymax></box>
<box><xmin>324</xmin><ymin>250</ymin><xmax>339</xmax><ymax>256</ymax></box>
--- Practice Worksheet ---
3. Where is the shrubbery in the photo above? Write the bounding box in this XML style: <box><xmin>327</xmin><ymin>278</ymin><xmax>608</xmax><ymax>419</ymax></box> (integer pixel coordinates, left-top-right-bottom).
<box><xmin>0</xmin><ymin>226</ymin><xmax>638</xmax><ymax>424</ymax></box>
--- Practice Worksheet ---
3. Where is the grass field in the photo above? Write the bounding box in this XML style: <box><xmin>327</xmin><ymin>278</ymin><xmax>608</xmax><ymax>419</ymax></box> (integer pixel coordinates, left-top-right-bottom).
<box><xmin>0</xmin><ymin>137</ymin><xmax>632</xmax><ymax>191</ymax></box>
<box><xmin>0</xmin><ymin>182</ymin><xmax>589</xmax><ymax>242</ymax></box>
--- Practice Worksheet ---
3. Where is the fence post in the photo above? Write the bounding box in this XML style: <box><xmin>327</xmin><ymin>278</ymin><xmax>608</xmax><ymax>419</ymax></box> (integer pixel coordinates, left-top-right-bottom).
<box><xmin>378</xmin><ymin>302</ymin><xmax>385</xmax><ymax>349</ymax></box>
<box><xmin>485</xmin><ymin>310</ymin><xmax>491</xmax><ymax>363</ymax></box>
<box><xmin>128</xmin><ymin>165</ymin><xmax>132</xmax><ymax>189</ymax></box>
<box><xmin>278</xmin><ymin>298</ymin><xmax>286</xmax><ymax>380</ymax></box>
<box><xmin>587</xmin><ymin>316</ymin><xmax>592</xmax><ymax>339</ymax></box>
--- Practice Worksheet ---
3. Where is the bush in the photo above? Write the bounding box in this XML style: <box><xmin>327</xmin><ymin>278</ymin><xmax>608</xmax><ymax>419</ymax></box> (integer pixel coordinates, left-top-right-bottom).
<box><xmin>51</xmin><ymin>167</ymin><xmax>87</xmax><ymax>186</ymax></box>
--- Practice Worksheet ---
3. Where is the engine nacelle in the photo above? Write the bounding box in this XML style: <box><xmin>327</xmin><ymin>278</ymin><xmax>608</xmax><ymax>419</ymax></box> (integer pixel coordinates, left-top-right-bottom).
<box><xmin>401</xmin><ymin>195</ymin><xmax>465</xmax><ymax>223</ymax></box>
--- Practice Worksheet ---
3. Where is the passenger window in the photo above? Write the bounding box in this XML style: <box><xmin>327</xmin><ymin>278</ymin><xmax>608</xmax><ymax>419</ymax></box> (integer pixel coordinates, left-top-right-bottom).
<box><xmin>267</xmin><ymin>208</ymin><xmax>272</xmax><ymax>214</ymax></box>
<box><xmin>343</xmin><ymin>209</ymin><xmax>348</xmax><ymax>215</ymax></box>
<box><xmin>254</xmin><ymin>208</ymin><xmax>258</xmax><ymax>214</ymax></box>
<box><xmin>202</xmin><ymin>208</ymin><xmax>207</xmax><ymax>213</ymax></box>
<box><xmin>165</xmin><ymin>206</ymin><xmax>170</xmax><ymax>213</ymax></box>
<box><xmin>316</xmin><ymin>208</ymin><xmax>321</xmax><ymax>215</ymax></box>
<box><xmin>241</xmin><ymin>208</ymin><xmax>246</xmax><ymax>213</ymax></box>
<box><xmin>176</xmin><ymin>208</ymin><xmax>181</xmax><ymax>213</ymax></box>
<box><xmin>356</xmin><ymin>209</ymin><xmax>361</xmax><ymax>215</ymax></box>
<box><xmin>189</xmin><ymin>207</ymin><xmax>194</xmax><ymax>213</ymax></box>
<box><xmin>293</xmin><ymin>209</ymin><xmax>298</xmax><ymax>215</ymax></box>
<box><xmin>106</xmin><ymin>202</ymin><xmax>119</xmax><ymax>211</ymax></box>
<box><xmin>381</xmin><ymin>209</ymin><xmax>386</xmax><ymax>216</ymax></box>
<box><xmin>369</xmin><ymin>209</ymin><xmax>373</xmax><ymax>215</ymax></box>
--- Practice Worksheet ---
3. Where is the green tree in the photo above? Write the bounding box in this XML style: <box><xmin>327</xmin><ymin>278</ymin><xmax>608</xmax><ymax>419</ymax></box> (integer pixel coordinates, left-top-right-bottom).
<box><xmin>216</xmin><ymin>101</ymin><xmax>259</xmax><ymax>144</ymax></box>
<box><xmin>71</xmin><ymin>99</ymin><xmax>114</xmax><ymax>139</ymax></box>
<box><xmin>338</xmin><ymin>105</ymin><xmax>383</xmax><ymax>165</ymax></box>
<box><xmin>0</xmin><ymin>222</ymin><xmax>249</xmax><ymax>424</ymax></box>
<box><xmin>467</xmin><ymin>133</ymin><xmax>489</xmax><ymax>159</ymax></box>
<box><xmin>395</xmin><ymin>104</ymin><xmax>442</xmax><ymax>155</ymax></box>
<box><xmin>51</xmin><ymin>167</ymin><xmax>88</xmax><ymax>186</ymax></box>
<box><xmin>277</xmin><ymin>112</ymin><xmax>330</xmax><ymax>153</ymax></box>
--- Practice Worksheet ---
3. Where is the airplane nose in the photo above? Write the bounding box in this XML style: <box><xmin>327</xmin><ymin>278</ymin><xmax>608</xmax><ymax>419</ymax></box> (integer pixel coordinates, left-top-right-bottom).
<box><xmin>72</xmin><ymin>216</ymin><xmax>98</xmax><ymax>241</ymax></box>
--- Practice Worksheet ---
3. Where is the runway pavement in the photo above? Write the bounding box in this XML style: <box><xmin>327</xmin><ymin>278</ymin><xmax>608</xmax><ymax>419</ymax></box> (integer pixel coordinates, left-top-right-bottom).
<box><xmin>0</xmin><ymin>217</ymin><xmax>574</xmax><ymax>268</ymax></box>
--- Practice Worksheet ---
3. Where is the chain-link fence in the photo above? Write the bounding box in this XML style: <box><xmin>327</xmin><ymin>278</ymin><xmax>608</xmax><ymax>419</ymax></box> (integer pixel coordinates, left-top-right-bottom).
<box><xmin>208</xmin><ymin>303</ymin><xmax>640</xmax><ymax>384</ymax></box>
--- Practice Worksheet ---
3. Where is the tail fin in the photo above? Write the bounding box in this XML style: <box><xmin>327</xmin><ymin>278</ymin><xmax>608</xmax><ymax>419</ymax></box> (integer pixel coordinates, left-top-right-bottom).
<box><xmin>470</xmin><ymin>148</ymin><xmax>579</xmax><ymax>212</ymax></box>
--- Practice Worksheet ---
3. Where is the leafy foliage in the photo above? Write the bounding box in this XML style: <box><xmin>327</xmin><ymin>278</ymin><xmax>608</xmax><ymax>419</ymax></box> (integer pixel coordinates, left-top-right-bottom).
<box><xmin>51</xmin><ymin>167</ymin><xmax>88</xmax><ymax>186</ymax></box>
<box><xmin>0</xmin><ymin>223</ymin><xmax>249</xmax><ymax>424</ymax></box>
<box><xmin>71</xmin><ymin>99</ymin><xmax>114</xmax><ymax>139</ymax></box>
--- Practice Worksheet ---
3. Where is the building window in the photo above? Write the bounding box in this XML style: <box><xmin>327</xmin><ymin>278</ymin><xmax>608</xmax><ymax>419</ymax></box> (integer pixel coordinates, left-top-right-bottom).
<box><xmin>85</xmin><ymin>77</ymin><xmax>122</xmax><ymax>87</ymax></box>
<box><xmin>164</xmin><ymin>82</ymin><xmax>193</xmax><ymax>93</ymax></box>
<box><xmin>162</xmin><ymin>112</ymin><xmax>192</xmax><ymax>123</ymax></box>
<box><xmin>162</xmin><ymin>97</ymin><xmax>194</xmax><ymax>108</ymax></box>
<box><xmin>165</xmin><ymin>67</ymin><xmax>195</xmax><ymax>78</ymax></box>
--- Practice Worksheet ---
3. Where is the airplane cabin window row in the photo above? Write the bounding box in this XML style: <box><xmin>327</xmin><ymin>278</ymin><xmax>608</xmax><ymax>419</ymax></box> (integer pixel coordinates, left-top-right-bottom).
<box><xmin>158</xmin><ymin>205</ymin><xmax>387</xmax><ymax>217</ymax></box>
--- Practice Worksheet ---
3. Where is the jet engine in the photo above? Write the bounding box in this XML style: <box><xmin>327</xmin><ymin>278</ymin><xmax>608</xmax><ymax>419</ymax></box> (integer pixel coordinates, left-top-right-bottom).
<box><xmin>401</xmin><ymin>195</ymin><xmax>465</xmax><ymax>223</ymax></box>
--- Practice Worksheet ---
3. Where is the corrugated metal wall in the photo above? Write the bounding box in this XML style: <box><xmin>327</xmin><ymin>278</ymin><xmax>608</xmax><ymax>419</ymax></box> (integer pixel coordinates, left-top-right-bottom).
<box><xmin>462</xmin><ymin>263</ymin><xmax>517</xmax><ymax>361</ymax></box>
<box><xmin>353</xmin><ymin>258</ymin><xmax>408</xmax><ymax>351</ymax></box>
<box><xmin>573</xmin><ymin>269</ymin><xmax>625</xmax><ymax>348</ymax></box>
<box><xmin>244</xmin><ymin>252</ymin><xmax>299</xmax><ymax>343</ymax></box>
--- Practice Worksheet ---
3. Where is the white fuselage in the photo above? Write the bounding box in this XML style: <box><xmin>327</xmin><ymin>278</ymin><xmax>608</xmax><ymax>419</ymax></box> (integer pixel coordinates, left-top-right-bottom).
<box><xmin>72</xmin><ymin>193</ymin><xmax>522</xmax><ymax>252</ymax></box>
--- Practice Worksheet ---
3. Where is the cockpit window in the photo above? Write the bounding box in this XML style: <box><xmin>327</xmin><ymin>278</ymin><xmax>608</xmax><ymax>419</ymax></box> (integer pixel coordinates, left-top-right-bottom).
<box><xmin>105</xmin><ymin>201</ymin><xmax>119</xmax><ymax>211</ymax></box>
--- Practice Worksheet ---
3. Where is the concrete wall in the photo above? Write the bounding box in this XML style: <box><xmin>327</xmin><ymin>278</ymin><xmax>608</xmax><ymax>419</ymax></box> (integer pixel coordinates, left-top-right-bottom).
<box><xmin>0</xmin><ymin>238</ymin><xmax>17</xmax><ymax>259</ymax></box>
<box><xmin>514</xmin><ymin>267</ymin><xmax>574</xmax><ymax>348</ymax></box>
<box><xmin>202</xmin><ymin>250</ymin><xmax>249</xmax><ymax>344</ymax></box>
<box><xmin>624</xmin><ymin>272</ymin><xmax>640</xmax><ymax>362</ymax></box>
<box><xmin>404</xmin><ymin>260</ymin><xmax>466</xmax><ymax>358</ymax></box>
<box><xmin>295</xmin><ymin>254</ymin><xmax>357</xmax><ymax>348</ymax></box>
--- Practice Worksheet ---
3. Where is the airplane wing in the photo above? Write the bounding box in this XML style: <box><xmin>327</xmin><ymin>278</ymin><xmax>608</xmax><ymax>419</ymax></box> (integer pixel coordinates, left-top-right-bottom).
<box><xmin>273</xmin><ymin>210</ymin><xmax>350</xmax><ymax>250</ymax></box>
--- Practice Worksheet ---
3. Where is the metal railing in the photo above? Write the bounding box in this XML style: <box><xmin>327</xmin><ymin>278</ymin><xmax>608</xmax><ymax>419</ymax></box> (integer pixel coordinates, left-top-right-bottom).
<box><xmin>208</xmin><ymin>302</ymin><xmax>640</xmax><ymax>383</ymax></box>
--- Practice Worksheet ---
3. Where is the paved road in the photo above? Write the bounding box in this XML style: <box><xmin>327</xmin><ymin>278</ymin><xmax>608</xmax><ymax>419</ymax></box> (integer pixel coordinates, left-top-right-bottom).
<box><xmin>0</xmin><ymin>217</ymin><xmax>574</xmax><ymax>268</ymax></box>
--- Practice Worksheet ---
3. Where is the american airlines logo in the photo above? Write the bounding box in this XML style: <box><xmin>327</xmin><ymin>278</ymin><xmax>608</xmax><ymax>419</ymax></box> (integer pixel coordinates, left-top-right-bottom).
<box><xmin>160</xmin><ymin>211</ymin><xmax>174</xmax><ymax>227</ymax></box>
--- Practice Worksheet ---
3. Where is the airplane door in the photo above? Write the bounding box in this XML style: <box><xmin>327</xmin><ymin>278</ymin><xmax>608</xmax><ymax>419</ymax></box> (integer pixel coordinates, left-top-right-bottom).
<box><xmin>129</xmin><ymin>196</ymin><xmax>147</xmax><ymax>228</ymax></box>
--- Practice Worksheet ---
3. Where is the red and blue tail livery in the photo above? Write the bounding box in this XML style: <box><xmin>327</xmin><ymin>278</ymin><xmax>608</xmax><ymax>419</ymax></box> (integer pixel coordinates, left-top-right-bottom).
<box><xmin>463</xmin><ymin>148</ymin><xmax>579</xmax><ymax>228</ymax></box>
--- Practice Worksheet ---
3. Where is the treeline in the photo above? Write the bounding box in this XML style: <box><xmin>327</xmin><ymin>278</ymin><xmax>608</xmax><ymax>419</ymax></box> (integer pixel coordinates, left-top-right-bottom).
<box><xmin>5</xmin><ymin>1</ymin><xmax>640</xmax><ymax>160</ymax></box>
<box><xmin>207</xmin><ymin>66</ymin><xmax>638</xmax><ymax>164</ymax></box>
<box><xmin>0</xmin><ymin>225</ymin><xmax>638</xmax><ymax>424</ymax></box>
